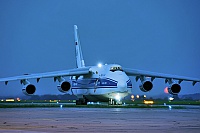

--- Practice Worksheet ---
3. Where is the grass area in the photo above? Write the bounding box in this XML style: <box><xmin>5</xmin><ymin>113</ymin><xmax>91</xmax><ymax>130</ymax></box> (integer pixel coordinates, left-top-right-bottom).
<box><xmin>124</xmin><ymin>100</ymin><xmax>200</xmax><ymax>105</ymax></box>
<box><xmin>0</xmin><ymin>103</ymin><xmax>61</xmax><ymax>108</ymax></box>
<box><xmin>0</xmin><ymin>99</ymin><xmax>199</xmax><ymax>108</ymax></box>
<box><xmin>2</xmin><ymin>99</ymin><xmax>200</xmax><ymax>104</ymax></box>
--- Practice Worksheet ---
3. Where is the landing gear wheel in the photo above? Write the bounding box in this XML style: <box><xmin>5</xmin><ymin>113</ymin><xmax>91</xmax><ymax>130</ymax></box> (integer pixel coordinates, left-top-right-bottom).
<box><xmin>76</xmin><ymin>98</ymin><xmax>87</xmax><ymax>105</ymax></box>
<box><xmin>109</xmin><ymin>99</ymin><xmax>122</xmax><ymax>105</ymax></box>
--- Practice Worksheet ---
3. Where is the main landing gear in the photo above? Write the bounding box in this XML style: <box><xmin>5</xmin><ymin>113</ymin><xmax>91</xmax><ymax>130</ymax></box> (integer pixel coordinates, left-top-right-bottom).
<box><xmin>76</xmin><ymin>98</ymin><xmax>88</xmax><ymax>105</ymax></box>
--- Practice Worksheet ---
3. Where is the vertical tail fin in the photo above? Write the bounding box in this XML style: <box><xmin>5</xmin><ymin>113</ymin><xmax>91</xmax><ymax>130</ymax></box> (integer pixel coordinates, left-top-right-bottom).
<box><xmin>74</xmin><ymin>25</ymin><xmax>85</xmax><ymax>68</ymax></box>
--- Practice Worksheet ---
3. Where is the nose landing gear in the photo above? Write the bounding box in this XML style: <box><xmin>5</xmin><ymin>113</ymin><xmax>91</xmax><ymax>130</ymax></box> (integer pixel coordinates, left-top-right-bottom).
<box><xmin>109</xmin><ymin>98</ymin><xmax>122</xmax><ymax>105</ymax></box>
<box><xmin>76</xmin><ymin>97</ymin><xmax>88</xmax><ymax>105</ymax></box>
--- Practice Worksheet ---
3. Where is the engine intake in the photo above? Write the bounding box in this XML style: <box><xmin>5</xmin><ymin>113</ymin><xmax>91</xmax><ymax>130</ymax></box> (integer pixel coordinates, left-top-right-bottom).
<box><xmin>57</xmin><ymin>81</ymin><xmax>71</xmax><ymax>93</ymax></box>
<box><xmin>139</xmin><ymin>80</ymin><xmax>153</xmax><ymax>92</ymax></box>
<box><xmin>168</xmin><ymin>83</ymin><xmax>181</xmax><ymax>95</ymax></box>
<box><xmin>22</xmin><ymin>84</ymin><xmax>36</xmax><ymax>95</ymax></box>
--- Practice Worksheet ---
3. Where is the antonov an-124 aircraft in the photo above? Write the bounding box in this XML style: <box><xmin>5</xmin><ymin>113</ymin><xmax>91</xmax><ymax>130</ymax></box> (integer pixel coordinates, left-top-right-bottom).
<box><xmin>0</xmin><ymin>25</ymin><xmax>200</xmax><ymax>105</ymax></box>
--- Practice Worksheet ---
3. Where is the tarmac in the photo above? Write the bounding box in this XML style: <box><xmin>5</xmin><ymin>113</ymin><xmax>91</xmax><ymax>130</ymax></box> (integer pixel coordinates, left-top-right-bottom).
<box><xmin>0</xmin><ymin>107</ymin><xmax>200</xmax><ymax>133</ymax></box>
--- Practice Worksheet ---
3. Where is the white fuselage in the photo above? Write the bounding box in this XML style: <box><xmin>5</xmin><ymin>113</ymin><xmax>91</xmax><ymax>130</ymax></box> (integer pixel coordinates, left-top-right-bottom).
<box><xmin>69</xmin><ymin>64</ymin><xmax>132</xmax><ymax>101</ymax></box>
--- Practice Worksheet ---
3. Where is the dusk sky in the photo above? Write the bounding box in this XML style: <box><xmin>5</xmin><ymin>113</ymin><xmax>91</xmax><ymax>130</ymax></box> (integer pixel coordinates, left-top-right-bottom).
<box><xmin>0</xmin><ymin>0</ymin><xmax>200</xmax><ymax>97</ymax></box>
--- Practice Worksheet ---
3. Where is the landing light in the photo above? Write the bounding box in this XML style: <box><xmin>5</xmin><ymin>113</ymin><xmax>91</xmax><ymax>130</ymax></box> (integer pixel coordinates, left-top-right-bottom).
<box><xmin>115</xmin><ymin>93</ymin><xmax>121</xmax><ymax>101</ymax></box>
<box><xmin>98</xmin><ymin>63</ymin><xmax>102</xmax><ymax>68</ymax></box>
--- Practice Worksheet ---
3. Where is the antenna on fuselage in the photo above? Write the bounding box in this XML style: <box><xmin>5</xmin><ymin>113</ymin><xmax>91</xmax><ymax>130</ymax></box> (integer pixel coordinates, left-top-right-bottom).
<box><xmin>74</xmin><ymin>25</ymin><xmax>85</xmax><ymax>68</ymax></box>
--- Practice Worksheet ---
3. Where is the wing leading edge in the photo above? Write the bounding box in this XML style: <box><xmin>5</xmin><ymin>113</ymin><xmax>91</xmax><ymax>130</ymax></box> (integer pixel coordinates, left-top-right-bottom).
<box><xmin>0</xmin><ymin>67</ymin><xmax>91</xmax><ymax>85</ymax></box>
<box><xmin>124</xmin><ymin>68</ymin><xmax>200</xmax><ymax>86</ymax></box>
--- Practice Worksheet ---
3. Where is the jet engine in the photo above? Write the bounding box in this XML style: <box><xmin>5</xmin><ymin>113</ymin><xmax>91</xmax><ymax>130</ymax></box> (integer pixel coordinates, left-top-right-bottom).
<box><xmin>22</xmin><ymin>84</ymin><xmax>36</xmax><ymax>95</ymax></box>
<box><xmin>139</xmin><ymin>80</ymin><xmax>153</xmax><ymax>92</ymax></box>
<box><xmin>165</xmin><ymin>79</ymin><xmax>181</xmax><ymax>95</ymax></box>
<box><xmin>167</xmin><ymin>83</ymin><xmax>181</xmax><ymax>95</ymax></box>
<box><xmin>57</xmin><ymin>81</ymin><xmax>71</xmax><ymax>93</ymax></box>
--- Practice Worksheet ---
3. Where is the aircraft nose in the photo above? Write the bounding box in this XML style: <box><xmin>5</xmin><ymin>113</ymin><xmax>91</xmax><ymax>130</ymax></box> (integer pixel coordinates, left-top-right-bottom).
<box><xmin>117</xmin><ymin>81</ymin><xmax>127</xmax><ymax>89</ymax></box>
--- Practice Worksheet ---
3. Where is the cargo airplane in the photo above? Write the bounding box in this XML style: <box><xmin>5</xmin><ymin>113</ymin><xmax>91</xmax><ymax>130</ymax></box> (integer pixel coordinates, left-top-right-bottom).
<box><xmin>0</xmin><ymin>25</ymin><xmax>200</xmax><ymax>105</ymax></box>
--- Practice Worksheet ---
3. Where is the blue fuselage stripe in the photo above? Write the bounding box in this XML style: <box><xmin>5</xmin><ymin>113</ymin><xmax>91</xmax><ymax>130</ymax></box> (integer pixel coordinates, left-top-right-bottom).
<box><xmin>71</xmin><ymin>78</ymin><xmax>132</xmax><ymax>89</ymax></box>
<box><xmin>71</xmin><ymin>78</ymin><xmax>118</xmax><ymax>89</ymax></box>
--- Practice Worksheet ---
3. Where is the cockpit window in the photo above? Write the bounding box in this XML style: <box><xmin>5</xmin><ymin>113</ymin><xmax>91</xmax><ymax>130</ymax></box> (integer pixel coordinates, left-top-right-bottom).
<box><xmin>110</xmin><ymin>67</ymin><xmax>123</xmax><ymax>72</ymax></box>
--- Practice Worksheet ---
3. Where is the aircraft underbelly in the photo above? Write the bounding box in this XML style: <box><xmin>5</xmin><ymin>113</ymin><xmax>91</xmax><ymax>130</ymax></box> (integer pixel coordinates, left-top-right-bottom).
<box><xmin>84</xmin><ymin>91</ymin><xmax>130</xmax><ymax>102</ymax></box>
<box><xmin>72</xmin><ymin>87</ymin><xmax>130</xmax><ymax>102</ymax></box>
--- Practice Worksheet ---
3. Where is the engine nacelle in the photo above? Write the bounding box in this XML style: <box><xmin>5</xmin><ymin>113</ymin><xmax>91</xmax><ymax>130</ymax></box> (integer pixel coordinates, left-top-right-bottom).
<box><xmin>22</xmin><ymin>84</ymin><xmax>36</xmax><ymax>95</ymax></box>
<box><xmin>168</xmin><ymin>83</ymin><xmax>181</xmax><ymax>95</ymax></box>
<box><xmin>57</xmin><ymin>81</ymin><xmax>71</xmax><ymax>93</ymax></box>
<box><xmin>139</xmin><ymin>80</ymin><xmax>153</xmax><ymax>92</ymax></box>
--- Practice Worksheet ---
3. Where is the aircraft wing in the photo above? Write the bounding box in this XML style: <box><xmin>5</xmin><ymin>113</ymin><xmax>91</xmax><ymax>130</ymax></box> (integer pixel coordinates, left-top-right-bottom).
<box><xmin>123</xmin><ymin>68</ymin><xmax>200</xmax><ymax>85</ymax></box>
<box><xmin>0</xmin><ymin>67</ymin><xmax>91</xmax><ymax>84</ymax></box>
